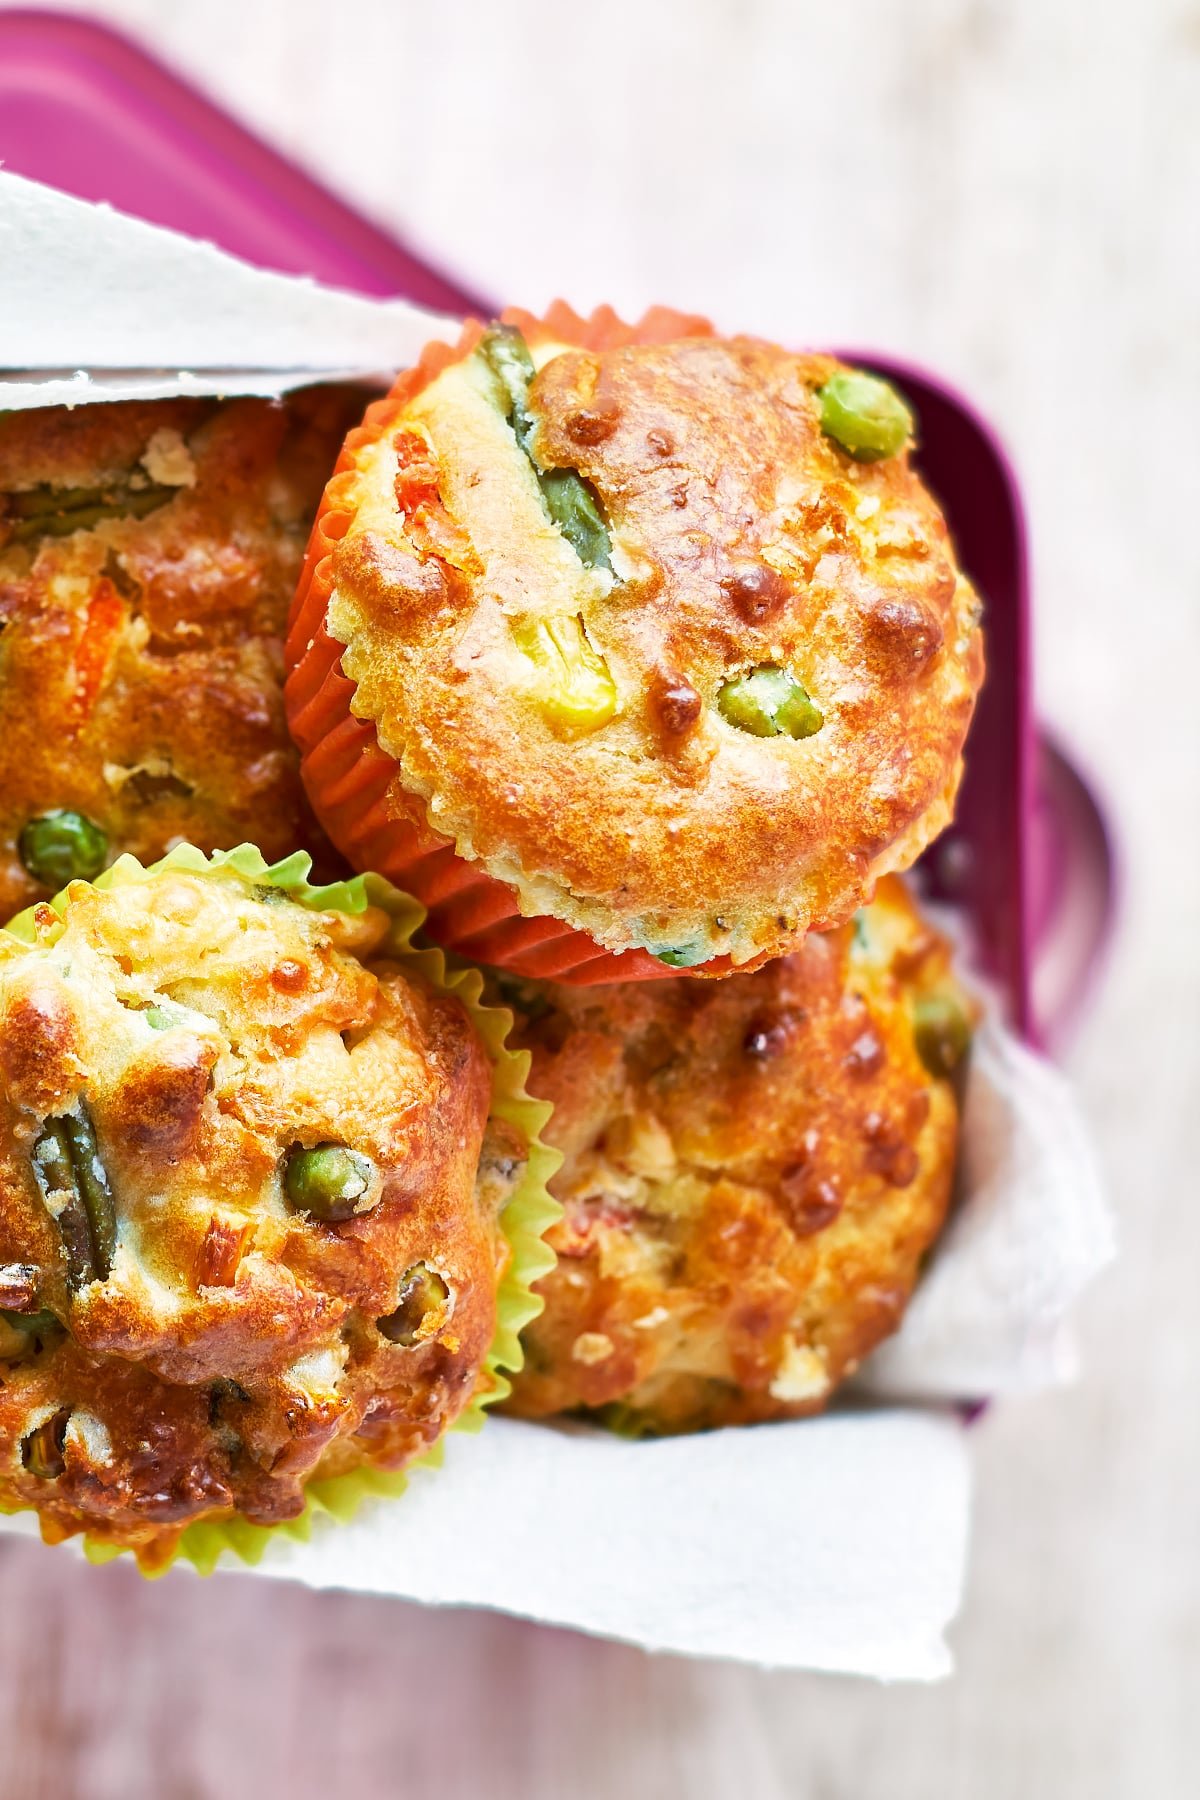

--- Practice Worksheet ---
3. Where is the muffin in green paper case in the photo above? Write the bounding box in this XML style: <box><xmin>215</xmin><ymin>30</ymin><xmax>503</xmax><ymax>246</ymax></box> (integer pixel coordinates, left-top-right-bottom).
<box><xmin>0</xmin><ymin>843</ymin><xmax>560</xmax><ymax>1573</ymax></box>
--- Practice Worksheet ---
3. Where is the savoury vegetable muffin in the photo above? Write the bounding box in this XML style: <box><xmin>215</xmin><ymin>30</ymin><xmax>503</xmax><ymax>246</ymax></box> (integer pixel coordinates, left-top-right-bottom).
<box><xmin>501</xmin><ymin>875</ymin><xmax>973</xmax><ymax>1432</ymax></box>
<box><xmin>0</xmin><ymin>853</ymin><xmax>521</xmax><ymax>1565</ymax></box>
<box><xmin>287</xmin><ymin>304</ymin><xmax>984</xmax><ymax>984</ymax></box>
<box><xmin>0</xmin><ymin>386</ymin><xmax>365</xmax><ymax>919</ymax></box>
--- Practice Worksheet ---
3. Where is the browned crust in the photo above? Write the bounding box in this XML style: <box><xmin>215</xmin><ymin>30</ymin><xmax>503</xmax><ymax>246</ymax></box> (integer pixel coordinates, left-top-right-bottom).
<box><xmin>0</xmin><ymin>387</ymin><xmax>367</xmax><ymax>921</ymax></box>
<box><xmin>0</xmin><ymin>870</ymin><xmax>500</xmax><ymax>1562</ymax></box>
<box><xmin>502</xmin><ymin>876</ymin><xmax>967</xmax><ymax>1431</ymax></box>
<box><xmin>329</xmin><ymin>316</ymin><xmax>984</xmax><ymax>966</ymax></box>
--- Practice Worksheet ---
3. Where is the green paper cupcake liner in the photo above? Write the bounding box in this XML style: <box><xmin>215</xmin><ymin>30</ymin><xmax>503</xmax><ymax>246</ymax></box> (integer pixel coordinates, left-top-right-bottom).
<box><xmin>1</xmin><ymin>842</ymin><xmax>561</xmax><ymax>1576</ymax></box>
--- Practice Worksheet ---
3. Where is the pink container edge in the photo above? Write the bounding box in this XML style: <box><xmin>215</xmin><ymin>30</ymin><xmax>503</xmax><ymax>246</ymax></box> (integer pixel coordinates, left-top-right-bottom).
<box><xmin>0</xmin><ymin>7</ymin><xmax>1118</xmax><ymax>1052</ymax></box>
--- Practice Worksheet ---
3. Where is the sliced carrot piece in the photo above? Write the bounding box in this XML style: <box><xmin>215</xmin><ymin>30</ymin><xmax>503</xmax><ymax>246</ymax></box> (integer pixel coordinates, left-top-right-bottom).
<box><xmin>71</xmin><ymin>576</ymin><xmax>125</xmax><ymax>727</ymax></box>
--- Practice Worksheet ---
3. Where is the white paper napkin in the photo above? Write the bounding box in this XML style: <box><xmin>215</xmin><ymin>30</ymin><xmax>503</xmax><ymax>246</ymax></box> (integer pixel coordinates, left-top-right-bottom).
<box><xmin>0</xmin><ymin>173</ymin><xmax>1115</xmax><ymax>1680</ymax></box>
<box><xmin>861</xmin><ymin>1021</ymin><xmax>1114</xmax><ymax>1400</ymax></box>
<box><xmin>0</xmin><ymin>170</ymin><xmax>452</xmax><ymax>402</ymax></box>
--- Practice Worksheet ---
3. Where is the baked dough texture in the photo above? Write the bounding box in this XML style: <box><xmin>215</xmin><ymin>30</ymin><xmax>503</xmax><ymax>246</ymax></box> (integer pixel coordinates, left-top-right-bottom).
<box><xmin>0</xmin><ymin>387</ymin><xmax>364</xmax><ymax>919</ymax></box>
<box><xmin>502</xmin><ymin>876</ymin><xmax>969</xmax><ymax>1431</ymax></box>
<box><xmin>287</xmin><ymin>305</ymin><xmax>983</xmax><ymax>980</ymax></box>
<box><xmin>0</xmin><ymin>862</ymin><xmax>506</xmax><ymax>1562</ymax></box>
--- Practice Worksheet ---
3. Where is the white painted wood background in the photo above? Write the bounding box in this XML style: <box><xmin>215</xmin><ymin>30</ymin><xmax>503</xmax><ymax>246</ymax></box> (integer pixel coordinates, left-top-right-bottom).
<box><xmin>1</xmin><ymin>1</ymin><xmax>1197</xmax><ymax>1792</ymax></box>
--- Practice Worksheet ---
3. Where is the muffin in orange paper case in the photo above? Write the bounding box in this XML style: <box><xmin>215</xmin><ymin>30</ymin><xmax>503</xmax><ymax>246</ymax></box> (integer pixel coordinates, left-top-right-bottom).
<box><xmin>285</xmin><ymin>302</ymin><xmax>984</xmax><ymax>985</ymax></box>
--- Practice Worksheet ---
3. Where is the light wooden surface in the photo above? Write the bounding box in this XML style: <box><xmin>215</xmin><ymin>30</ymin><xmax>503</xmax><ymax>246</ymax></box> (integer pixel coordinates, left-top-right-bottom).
<box><xmin>2</xmin><ymin>1</ymin><xmax>1197</xmax><ymax>1793</ymax></box>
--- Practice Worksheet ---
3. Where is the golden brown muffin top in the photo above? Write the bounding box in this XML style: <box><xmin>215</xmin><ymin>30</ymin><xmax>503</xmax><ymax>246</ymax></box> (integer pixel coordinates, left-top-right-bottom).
<box><xmin>0</xmin><ymin>386</ymin><xmax>365</xmax><ymax>920</ymax></box>
<box><xmin>0</xmin><ymin>866</ymin><xmax>506</xmax><ymax>1562</ymax></box>
<box><xmin>501</xmin><ymin>876</ymin><xmax>971</xmax><ymax>1431</ymax></box>
<box><xmin>326</xmin><ymin>311</ymin><xmax>983</xmax><ymax>969</ymax></box>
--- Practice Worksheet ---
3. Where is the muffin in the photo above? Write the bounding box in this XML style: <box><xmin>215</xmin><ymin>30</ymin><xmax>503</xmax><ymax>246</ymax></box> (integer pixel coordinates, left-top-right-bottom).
<box><xmin>286</xmin><ymin>304</ymin><xmax>984</xmax><ymax>983</ymax></box>
<box><xmin>0</xmin><ymin>849</ymin><xmax>542</xmax><ymax>1566</ymax></box>
<box><xmin>501</xmin><ymin>876</ymin><xmax>973</xmax><ymax>1432</ymax></box>
<box><xmin>0</xmin><ymin>386</ymin><xmax>365</xmax><ymax>920</ymax></box>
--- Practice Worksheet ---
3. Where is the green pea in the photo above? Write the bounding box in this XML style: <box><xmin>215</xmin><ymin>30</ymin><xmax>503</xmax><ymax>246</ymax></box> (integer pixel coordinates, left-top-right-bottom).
<box><xmin>283</xmin><ymin>1144</ymin><xmax>375</xmax><ymax>1223</ymax></box>
<box><xmin>18</xmin><ymin>809</ymin><xmax>108</xmax><ymax>890</ymax></box>
<box><xmin>378</xmin><ymin>1262</ymin><xmax>450</xmax><ymax>1345</ymax></box>
<box><xmin>654</xmin><ymin>941</ymin><xmax>710</xmax><ymax>969</ymax></box>
<box><xmin>718</xmin><ymin>666</ymin><xmax>824</xmax><ymax>740</ymax></box>
<box><xmin>21</xmin><ymin>1410</ymin><xmax>70</xmax><ymax>1480</ymax></box>
<box><xmin>817</xmin><ymin>371</ymin><xmax>913</xmax><ymax>462</ymax></box>
<box><xmin>913</xmin><ymin>994</ymin><xmax>972</xmax><ymax>1078</ymax></box>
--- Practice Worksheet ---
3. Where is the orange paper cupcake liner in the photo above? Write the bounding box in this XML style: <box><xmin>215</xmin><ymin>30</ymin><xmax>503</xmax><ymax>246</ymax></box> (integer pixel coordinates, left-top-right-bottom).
<box><xmin>285</xmin><ymin>303</ymin><xmax>762</xmax><ymax>986</ymax></box>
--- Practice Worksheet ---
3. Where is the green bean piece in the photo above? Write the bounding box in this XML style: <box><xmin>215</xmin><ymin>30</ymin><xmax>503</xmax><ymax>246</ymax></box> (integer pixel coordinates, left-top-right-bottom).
<box><xmin>913</xmin><ymin>994</ymin><xmax>973</xmax><ymax>1078</ymax></box>
<box><xmin>283</xmin><ymin>1144</ymin><xmax>374</xmax><ymax>1223</ymax></box>
<box><xmin>5</xmin><ymin>481</ymin><xmax>174</xmax><ymax>543</ymax></box>
<box><xmin>378</xmin><ymin>1262</ymin><xmax>450</xmax><ymax>1346</ymax></box>
<box><xmin>18</xmin><ymin>809</ymin><xmax>108</xmax><ymax>889</ymax></box>
<box><xmin>31</xmin><ymin>1108</ymin><xmax>116</xmax><ymax>1287</ymax></box>
<box><xmin>478</xmin><ymin>325</ymin><xmax>537</xmax><ymax>442</ymax></box>
<box><xmin>21</xmin><ymin>1410</ymin><xmax>70</xmax><ymax>1480</ymax></box>
<box><xmin>7</xmin><ymin>483</ymin><xmax>112</xmax><ymax>519</ymax></box>
<box><xmin>478</xmin><ymin>325</ymin><xmax>613</xmax><ymax>570</ymax></box>
<box><xmin>61</xmin><ymin>1110</ymin><xmax>117</xmax><ymax>1280</ymax></box>
<box><xmin>30</xmin><ymin>1122</ymin><xmax>74</xmax><ymax>1200</ymax></box>
<box><xmin>32</xmin><ymin>1121</ymin><xmax>93</xmax><ymax>1288</ymax></box>
<box><xmin>718</xmin><ymin>666</ymin><xmax>824</xmax><ymax>740</ymax></box>
<box><xmin>538</xmin><ymin>468</ymin><xmax>613</xmax><ymax>567</ymax></box>
<box><xmin>816</xmin><ymin>371</ymin><xmax>913</xmax><ymax>462</ymax></box>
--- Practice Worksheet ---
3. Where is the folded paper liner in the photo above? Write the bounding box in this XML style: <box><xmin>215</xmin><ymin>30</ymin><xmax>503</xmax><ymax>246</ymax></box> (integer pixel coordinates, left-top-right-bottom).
<box><xmin>0</xmin><ymin>173</ymin><xmax>1115</xmax><ymax>1679</ymax></box>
